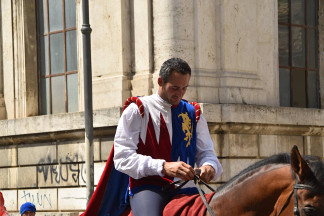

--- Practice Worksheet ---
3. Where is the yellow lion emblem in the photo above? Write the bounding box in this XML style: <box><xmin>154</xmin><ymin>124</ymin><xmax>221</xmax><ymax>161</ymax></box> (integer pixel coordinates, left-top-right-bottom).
<box><xmin>178</xmin><ymin>112</ymin><xmax>193</xmax><ymax>147</ymax></box>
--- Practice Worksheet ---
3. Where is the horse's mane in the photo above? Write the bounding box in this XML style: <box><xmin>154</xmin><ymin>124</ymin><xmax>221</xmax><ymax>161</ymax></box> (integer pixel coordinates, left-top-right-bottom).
<box><xmin>216</xmin><ymin>153</ymin><xmax>324</xmax><ymax>194</ymax></box>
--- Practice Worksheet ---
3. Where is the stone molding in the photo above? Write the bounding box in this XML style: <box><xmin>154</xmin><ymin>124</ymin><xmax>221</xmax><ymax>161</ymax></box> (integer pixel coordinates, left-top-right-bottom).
<box><xmin>201</xmin><ymin>103</ymin><xmax>324</xmax><ymax>126</ymax></box>
<box><xmin>0</xmin><ymin>108</ymin><xmax>121</xmax><ymax>145</ymax></box>
<box><xmin>1</xmin><ymin>104</ymin><xmax>324</xmax><ymax>145</ymax></box>
<box><xmin>209</xmin><ymin>123</ymin><xmax>324</xmax><ymax>136</ymax></box>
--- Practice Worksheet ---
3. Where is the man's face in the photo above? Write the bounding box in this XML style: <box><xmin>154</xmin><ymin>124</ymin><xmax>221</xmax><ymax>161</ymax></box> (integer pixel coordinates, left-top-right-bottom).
<box><xmin>22</xmin><ymin>211</ymin><xmax>35</xmax><ymax>216</ymax></box>
<box><xmin>158</xmin><ymin>71</ymin><xmax>190</xmax><ymax>105</ymax></box>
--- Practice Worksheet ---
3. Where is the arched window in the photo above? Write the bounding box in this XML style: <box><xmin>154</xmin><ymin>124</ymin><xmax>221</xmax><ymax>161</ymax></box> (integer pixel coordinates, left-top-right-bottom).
<box><xmin>37</xmin><ymin>0</ymin><xmax>78</xmax><ymax>114</ymax></box>
<box><xmin>278</xmin><ymin>0</ymin><xmax>319</xmax><ymax>108</ymax></box>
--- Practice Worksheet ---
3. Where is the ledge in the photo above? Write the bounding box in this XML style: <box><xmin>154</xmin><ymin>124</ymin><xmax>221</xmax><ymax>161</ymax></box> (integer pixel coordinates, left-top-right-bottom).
<box><xmin>201</xmin><ymin>103</ymin><xmax>324</xmax><ymax>126</ymax></box>
<box><xmin>201</xmin><ymin>104</ymin><xmax>324</xmax><ymax>136</ymax></box>
<box><xmin>0</xmin><ymin>107</ymin><xmax>121</xmax><ymax>138</ymax></box>
<box><xmin>1</xmin><ymin>104</ymin><xmax>324</xmax><ymax>144</ymax></box>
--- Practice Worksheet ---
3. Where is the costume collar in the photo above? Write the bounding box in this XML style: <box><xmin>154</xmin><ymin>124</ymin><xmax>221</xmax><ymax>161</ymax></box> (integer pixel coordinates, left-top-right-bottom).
<box><xmin>153</xmin><ymin>92</ymin><xmax>172</xmax><ymax>108</ymax></box>
<box><xmin>154</xmin><ymin>92</ymin><xmax>182</xmax><ymax>108</ymax></box>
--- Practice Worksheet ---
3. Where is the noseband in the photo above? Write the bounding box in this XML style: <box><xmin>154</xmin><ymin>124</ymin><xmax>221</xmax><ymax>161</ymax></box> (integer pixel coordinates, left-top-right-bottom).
<box><xmin>277</xmin><ymin>176</ymin><xmax>313</xmax><ymax>216</ymax></box>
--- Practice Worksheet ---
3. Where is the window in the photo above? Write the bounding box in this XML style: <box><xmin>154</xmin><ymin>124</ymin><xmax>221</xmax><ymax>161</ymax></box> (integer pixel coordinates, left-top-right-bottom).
<box><xmin>278</xmin><ymin>0</ymin><xmax>319</xmax><ymax>108</ymax></box>
<box><xmin>37</xmin><ymin>0</ymin><xmax>78</xmax><ymax>114</ymax></box>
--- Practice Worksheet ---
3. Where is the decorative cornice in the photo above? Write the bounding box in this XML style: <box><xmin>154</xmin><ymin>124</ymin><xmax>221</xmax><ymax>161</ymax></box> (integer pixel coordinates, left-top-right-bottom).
<box><xmin>1</xmin><ymin>104</ymin><xmax>324</xmax><ymax>145</ymax></box>
<box><xmin>209</xmin><ymin>122</ymin><xmax>324</xmax><ymax>136</ymax></box>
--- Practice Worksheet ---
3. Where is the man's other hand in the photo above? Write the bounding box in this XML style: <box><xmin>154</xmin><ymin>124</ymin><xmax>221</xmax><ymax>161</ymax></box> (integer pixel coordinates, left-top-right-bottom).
<box><xmin>196</xmin><ymin>165</ymin><xmax>215</xmax><ymax>183</ymax></box>
<box><xmin>162</xmin><ymin>161</ymin><xmax>195</xmax><ymax>181</ymax></box>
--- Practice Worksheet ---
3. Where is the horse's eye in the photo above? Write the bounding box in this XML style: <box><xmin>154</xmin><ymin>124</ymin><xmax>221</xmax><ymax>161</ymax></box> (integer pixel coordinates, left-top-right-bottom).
<box><xmin>303</xmin><ymin>206</ymin><xmax>316</xmax><ymax>216</ymax></box>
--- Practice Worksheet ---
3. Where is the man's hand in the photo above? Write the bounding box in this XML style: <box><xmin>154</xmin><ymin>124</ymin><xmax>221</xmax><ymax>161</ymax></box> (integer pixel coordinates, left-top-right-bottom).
<box><xmin>162</xmin><ymin>161</ymin><xmax>195</xmax><ymax>181</ymax></box>
<box><xmin>196</xmin><ymin>165</ymin><xmax>215</xmax><ymax>183</ymax></box>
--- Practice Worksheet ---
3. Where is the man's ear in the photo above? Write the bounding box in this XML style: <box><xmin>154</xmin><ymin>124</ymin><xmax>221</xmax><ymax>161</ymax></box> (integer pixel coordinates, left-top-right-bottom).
<box><xmin>158</xmin><ymin>77</ymin><xmax>163</xmax><ymax>87</ymax></box>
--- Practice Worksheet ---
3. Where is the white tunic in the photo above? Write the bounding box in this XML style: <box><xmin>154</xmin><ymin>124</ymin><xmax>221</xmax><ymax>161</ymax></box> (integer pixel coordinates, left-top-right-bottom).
<box><xmin>114</xmin><ymin>94</ymin><xmax>223</xmax><ymax>187</ymax></box>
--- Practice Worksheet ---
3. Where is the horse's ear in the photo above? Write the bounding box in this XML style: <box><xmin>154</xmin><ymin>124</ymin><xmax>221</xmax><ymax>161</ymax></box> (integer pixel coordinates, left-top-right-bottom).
<box><xmin>291</xmin><ymin>145</ymin><xmax>314</xmax><ymax>183</ymax></box>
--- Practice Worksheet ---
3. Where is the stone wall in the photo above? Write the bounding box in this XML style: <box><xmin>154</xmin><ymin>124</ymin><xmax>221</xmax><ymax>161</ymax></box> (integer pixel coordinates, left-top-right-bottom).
<box><xmin>0</xmin><ymin>108</ymin><xmax>120</xmax><ymax>214</ymax></box>
<box><xmin>1</xmin><ymin>0</ymin><xmax>324</xmax><ymax>214</ymax></box>
<box><xmin>1</xmin><ymin>138</ymin><xmax>112</xmax><ymax>215</ymax></box>
<box><xmin>0</xmin><ymin>104</ymin><xmax>323</xmax><ymax>214</ymax></box>
<box><xmin>0</xmin><ymin>0</ymin><xmax>285</xmax><ymax>120</ymax></box>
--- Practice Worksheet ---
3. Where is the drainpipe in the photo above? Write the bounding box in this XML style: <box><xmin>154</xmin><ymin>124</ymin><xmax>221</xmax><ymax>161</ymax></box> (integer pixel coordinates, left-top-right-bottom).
<box><xmin>81</xmin><ymin>0</ymin><xmax>94</xmax><ymax>205</ymax></box>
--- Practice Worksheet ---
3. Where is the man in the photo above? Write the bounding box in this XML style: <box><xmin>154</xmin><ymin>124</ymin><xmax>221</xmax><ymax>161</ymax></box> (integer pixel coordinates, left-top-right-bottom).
<box><xmin>114</xmin><ymin>57</ymin><xmax>222</xmax><ymax>216</ymax></box>
<box><xmin>20</xmin><ymin>202</ymin><xmax>36</xmax><ymax>216</ymax></box>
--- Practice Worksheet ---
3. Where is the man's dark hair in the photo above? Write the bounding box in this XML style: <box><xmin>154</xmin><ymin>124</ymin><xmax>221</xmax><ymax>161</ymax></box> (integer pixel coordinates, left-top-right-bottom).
<box><xmin>159</xmin><ymin>58</ymin><xmax>191</xmax><ymax>83</ymax></box>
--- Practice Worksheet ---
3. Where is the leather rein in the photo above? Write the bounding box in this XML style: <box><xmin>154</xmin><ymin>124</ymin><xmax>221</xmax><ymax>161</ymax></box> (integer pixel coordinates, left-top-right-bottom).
<box><xmin>163</xmin><ymin>169</ymin><xmax>216</xmax><ymax>216</ymax></box>
<box><xmin>164</xmin><ymin>174</ymin><xmax>314</xmax><ymax>216</ymax></box>
<box><xmin>277</xmin><ymin>176</ymin><xmax>314</xmax><ymax>216</ymax></box>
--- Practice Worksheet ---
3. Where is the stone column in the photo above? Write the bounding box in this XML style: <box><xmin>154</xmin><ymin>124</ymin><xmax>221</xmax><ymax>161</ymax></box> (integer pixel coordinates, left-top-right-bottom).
<box><xmin>87</xmin><ymin>0</ymin><xmax>131</xmax><ymax>109</ymax></box>
<box><xmin>319</xmin><ymin>1</ymin><xmax>324</xmax><ymax>108</ymax></box>
<box><xmin>152</xmin><ymin>0</ymin><xmax>278</xmax><ymax>106</ymax></box>
<box><xmin>0</xmin><ymin>4</ymin><xmax>5</xmax><ymax>119</ymax></box>
<box><xmin>131</xmin><ymin>0</ymin><xmax>153</xmax><ymax>97</ymax></box>
<box><xmin>152</xmin><ymin>0</ymin><xmax>196</xmax><ymax>100</ymax></box>
<box><xmin>1</xmin><ymin>0</ymin><xmax>38</xmax><ymax>119</ymax></box>
<box><xmin>210</xmin><ymin>0</ymin><xmax>279</xmax><ymax>106</ymax></box>
<box><xmin>192</xmin><ymin>0</ymin><xmax>220</xmax><ymax>103</ymax></box>
<box><xmin>22</xmin><ymin>1</ymin><xmax>38</xmax><ymax>116</ymax></box>
<box><xmin>0</xmin><ymin>0</ymin><xmax>13</xmax><ymax>119</ymax></box>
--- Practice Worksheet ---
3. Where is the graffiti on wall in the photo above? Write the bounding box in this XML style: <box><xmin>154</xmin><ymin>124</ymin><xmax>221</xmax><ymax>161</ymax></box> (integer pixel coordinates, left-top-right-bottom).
<box><xmin>37</xmin><ymin>154</ymin><xmax>86</xmax><ymax>186</ymax></box>
<box><xmin>20</xmin><ymin>190</ymin><xmax>52</xmax><ymax>208</ymax></box>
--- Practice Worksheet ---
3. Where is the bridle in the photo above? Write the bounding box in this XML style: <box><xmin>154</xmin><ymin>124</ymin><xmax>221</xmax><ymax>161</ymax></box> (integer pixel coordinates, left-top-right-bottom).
<box><xmin>163</xmin><ymin>169</ymin><xmax>216</xmax><ymax>216</ymax></box>
<box><xmin>164</xmin><ymin>173</ymin><xmax>316</xmax><ymax>216</ymax></box>
<box><xmin>277</xmin><ymin>176</ymin><xmax>314</xmax><ymax>216</ymax></box>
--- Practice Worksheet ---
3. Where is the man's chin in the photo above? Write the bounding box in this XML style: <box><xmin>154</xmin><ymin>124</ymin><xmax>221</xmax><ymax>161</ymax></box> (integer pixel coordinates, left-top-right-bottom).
<box><xmin>171</xmin><ymin>100</ymin><xmax>181</xmax><ymax>106</ymax></box>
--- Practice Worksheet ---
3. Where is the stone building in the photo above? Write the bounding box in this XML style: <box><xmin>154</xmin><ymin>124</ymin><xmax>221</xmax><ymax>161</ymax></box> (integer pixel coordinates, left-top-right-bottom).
<box><xmin>0</xmin><ymin>0</ymin><xmax>323</xmax><ymax>215</ymax></box>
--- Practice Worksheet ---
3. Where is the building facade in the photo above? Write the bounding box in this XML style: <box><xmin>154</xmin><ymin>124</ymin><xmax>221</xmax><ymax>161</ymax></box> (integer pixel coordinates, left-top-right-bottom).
<box><xmin>0</xmin><ymin>0</ymin><xmax>324</xmax><ymax>215</ymax></box>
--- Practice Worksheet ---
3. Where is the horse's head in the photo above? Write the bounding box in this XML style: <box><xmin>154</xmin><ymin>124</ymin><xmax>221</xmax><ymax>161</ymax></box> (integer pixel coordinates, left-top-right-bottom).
<box><xmin>291</xmin><ymin>146</ymin><xmax>324</xmax><ymax>216</ymax></box>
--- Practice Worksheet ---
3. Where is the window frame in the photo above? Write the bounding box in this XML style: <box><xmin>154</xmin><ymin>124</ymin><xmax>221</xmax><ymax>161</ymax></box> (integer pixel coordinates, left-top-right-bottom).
<box><xmin>36</xmin><ymin>0</ymin><xmax>78</xmax><ymax>115</ymax></box>
<box><xmin>278</xmin><ymin>0</ymin><xmax>320</xmax><ymax>108</ymax></box>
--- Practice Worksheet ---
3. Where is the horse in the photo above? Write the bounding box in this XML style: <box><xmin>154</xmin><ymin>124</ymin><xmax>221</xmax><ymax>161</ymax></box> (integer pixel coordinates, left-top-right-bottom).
<box><xmin>163</xmin><ymin>146</ymin><xmax>324</xmax><ymax>216</ymax></box>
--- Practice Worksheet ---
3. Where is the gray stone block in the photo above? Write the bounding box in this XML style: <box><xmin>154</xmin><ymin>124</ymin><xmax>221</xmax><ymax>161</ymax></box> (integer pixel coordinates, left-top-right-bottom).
<box><xmin>0</xmin><ymin>168</ymin><xmax>12</xmax><ymax>188</ymax></box>
<box><xmin>276</xmin><ymin>136</ymin><xmax>304</xmax><ymax>154</ymax></box>
<box><xmin>0</xmin><ymin>168</ymin><xmax>35</xmax><ymax>189</ymax></box>
<box><xmin>260</xmin><ymin>135</ymin><xmax>304</xmax><ymax>156</ymax></box>
<box><xmin>94</xmin><ymin>162</ymin><xmax>105</xmax><ymax>185</ymax></box>
<box><xmin>220</xmin><ymin>158</ymin><xmax>260</xmax><ymax>182</ymax></box>
<box><xmin>100</xmin><ymin>138</ymin><xmax>113</xmax><ymax>160</ymax></box>
<box><xmin>38</xmin><ymin>164</ymin><xmax>80</xmax><ymax>187</ymax></box>
<box><xmin>79</xmin><ymin>162</ymin><xmax>105</xmax><ymax>186</ymax></box>
<box><xmin>93</xmin><ymin>139</ymin><xmax>100</xmax><ymax>161</ymax></box>
<box><xmin>17</xmin><ymin>167</ymin><xmax>37</xmax><ymax>188</ymax></box>
<box><xmin>58</xmin><ymin>188</ymin><xmax>86</xmax><ymax>210</ymax></box>
<box><xmin>305</xmin><ymin>136</ymin><xmax>324</xmax><ymax>157</ymax></box>
<box><xmin>0</xmin><ymin>190</ymin><xmax>17</xmax><ymax>211</ymax></box>
<box><xmin>210</xmin><ymin>134</ymin><xmax>222</xmax><ymax>157</ymax></box>
<box><xmin>0</xmin><ymin>146</ymin><xmax>17</xmax><ymax>167</ymax></box>
<box><xmin>260</xmin><ymin>135</ymin><xmax>278</xmax><ymax>157</ymax></box>
<box><xmin>58</xmin><ymin>140</ymin><xmax>85</xmax><ymax>163</ymax></box>
<box><xmin>18</xmin><ymin>143</ymin><xmax>56</xmax><ymax>166</ymax></box>
<box><xmin>18</xmin><ymin>189</ymin><xmax>57</xmax><ymax>211</ymax></box>
<box><xmin>222</xmin><ymin>134</ymin><xmax>258</xmax><ymax>157</ymax></box>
